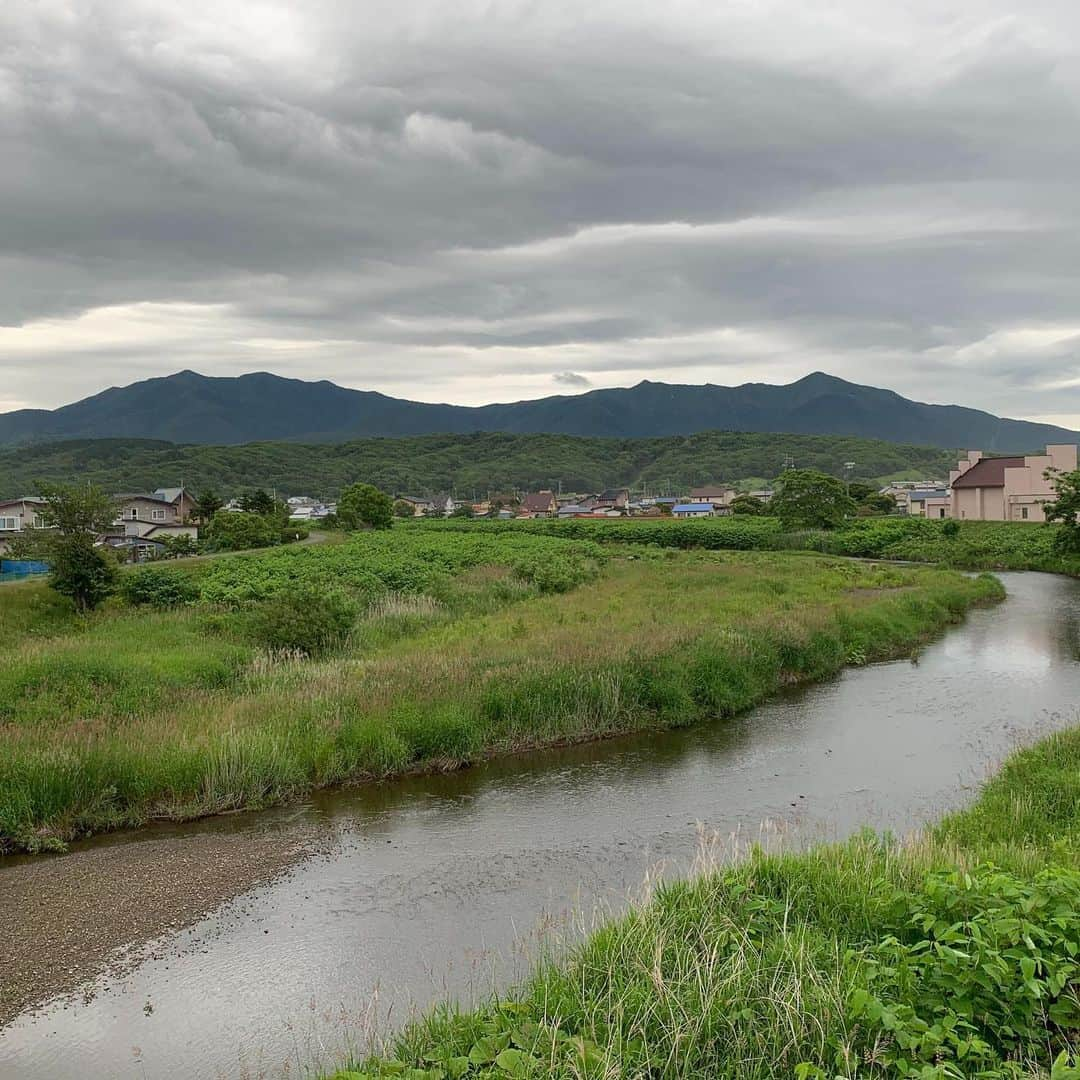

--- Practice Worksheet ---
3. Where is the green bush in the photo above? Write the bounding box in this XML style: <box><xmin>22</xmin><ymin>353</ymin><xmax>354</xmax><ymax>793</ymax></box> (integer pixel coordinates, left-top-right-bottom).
<box><xmin>121</xmin><ymin>568</ymin><xmax>200</xmax><ymax>608</ymax></box>
<box><xmin>247</xmin><ymin>589</ymin><xmax>358</xmax><ymax>656</ymax></box>
<box><xmin>205</xmin><ymin>510</ymin><xmax>280</xmax><ymax>552</ymax></box>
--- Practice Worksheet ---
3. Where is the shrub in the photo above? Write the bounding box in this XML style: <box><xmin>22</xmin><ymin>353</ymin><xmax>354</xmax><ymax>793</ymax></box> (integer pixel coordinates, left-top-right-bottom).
<box><xmin>205</xmin><ymin>510</ymin><xmax>280</xmax><ymax>552</ymax></box>
<box><xmin>121</xmin><ymin>568</ymin><xmax>200</xmax><ymax>608</ymax></box>
<box><xmin>248</xmin><ymin>589</ymin><xmax>358</xmax><ymax>656</ymax></box>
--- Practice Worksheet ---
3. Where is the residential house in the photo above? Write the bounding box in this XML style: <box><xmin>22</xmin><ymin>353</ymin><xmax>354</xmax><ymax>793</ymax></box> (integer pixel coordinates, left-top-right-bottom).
<box><xmin>520</xmin><ymin>491</ymin><xmax>558</xmax><ymax>517</ymax></box>
<box><xmin>672</xmin><ymin>502</ymin><xmax>716</xmax><ymax>518</ymax></box>
<box><xmin>431</xmin><ymin>494</ymin><xmax>457</xmax><ymax>517</ymax></box>
<box><xmin>111</xmin><ymin>491</ymin><xmax>199</xmax><ymax>549</ymax></box>
<box><xmin>396</xmin><ymin>495</ymin><xmax>436</xmax><ymax>517</ymax></box>
<box><xmin>0</xmin><ymin>497</ymin><xmax>48</xmax><ymax>556</ymax></box>
<box><xmin>598</xmin><ymin>488</ymin><xmax>631</xmax><ymax>510</ymax></box>
<box><xmin>689</xmin><ymin>485</ymin><xmax>735</xmax><ymax>507</ymax></box>
<box><xmin>557</xmin><ymin>504</ymin><xmax>591</xmax><ymax>518</ymax></box>
<box><xmin>949</xmin><ymin>445</ymin><xmax>1078</xmax><ymax>522</ymax></box>
<box><xmin>906</xmin><ymin>489</ymin><xmax>951</xmax><ymax>519</ymax></box>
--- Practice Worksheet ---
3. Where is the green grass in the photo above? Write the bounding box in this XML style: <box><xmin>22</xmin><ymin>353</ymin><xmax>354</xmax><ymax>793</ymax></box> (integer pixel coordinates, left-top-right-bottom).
<box><xmin>417</xmin><ymin>516</ymin><xmax>1080</xmax><ymax>576</ymax></box>
<box><xmin>327</xmin><ymin>728</ymin><xmax>1080</xmax><ymax>1080</ymax></box>
<box><xmin>0</xmin><ymin>541</ymin><xmax>998</xmax><ymax>851</ymax></box>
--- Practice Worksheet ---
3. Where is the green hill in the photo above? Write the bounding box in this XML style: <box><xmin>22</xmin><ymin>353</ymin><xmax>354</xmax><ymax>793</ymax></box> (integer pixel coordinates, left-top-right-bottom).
<box><xmin>1</xmin><ymin>369</ymin><xmax>1074</xmax><ymax>452</ymax></box>
<box><xmin>0</xmin><ymin>431</ymin><xmax>958</xmax><ymax>500</ymax></box>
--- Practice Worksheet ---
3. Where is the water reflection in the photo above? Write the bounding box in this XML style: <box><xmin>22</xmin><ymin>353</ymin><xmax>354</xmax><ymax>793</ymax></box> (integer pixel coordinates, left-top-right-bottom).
<box><xmin>3</xmin><ymin>572</ymin><xmax>1080</xmax><ymax>1080</ymax></box>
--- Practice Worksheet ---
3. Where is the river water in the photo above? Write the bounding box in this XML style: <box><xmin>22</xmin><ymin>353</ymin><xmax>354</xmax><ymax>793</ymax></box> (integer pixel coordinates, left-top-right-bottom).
<box><xmin>3</xmin><ymin>572</ymin><xmax>1080</xmax><ymax>1079</ymax></box>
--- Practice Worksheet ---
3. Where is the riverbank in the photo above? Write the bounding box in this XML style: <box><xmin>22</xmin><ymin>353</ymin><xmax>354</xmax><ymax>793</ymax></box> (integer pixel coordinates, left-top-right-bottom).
<box><xmin>331</xmin><ymin>723</ymin><xmax>1080</xmax><ymax>1080</ymax></box>
<box><xmin>0</xmin><ymin>546</ymin><xmax>1000</xmax><ymax>852</ymax></box>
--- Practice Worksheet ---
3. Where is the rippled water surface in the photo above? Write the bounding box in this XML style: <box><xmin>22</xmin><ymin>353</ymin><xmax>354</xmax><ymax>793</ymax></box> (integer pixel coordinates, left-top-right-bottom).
<box><xmin>3</xmin><ymin>572</ymin><xmax>1080</xmax><ymax>1079</ymax></box>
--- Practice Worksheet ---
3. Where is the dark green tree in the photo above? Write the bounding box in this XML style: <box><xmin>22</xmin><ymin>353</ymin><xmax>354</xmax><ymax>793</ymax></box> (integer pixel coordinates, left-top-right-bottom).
<box><xmin>239</xmin><ymin>489</ymin><xmax>276</xmax><ymax>516</ymax></box>
<box><xmin>393</xmin><ymin>499</ymin><xmax>416</xmax><ymax>519</ymax></box>
<box><xmin>450</xmin><ymin>503</ymin><xmax>475</xmax><ymax>518</ymax></box>
<box><xmin>31</xmin><ymin>482</ymin><xmax>119</xmax><ymax>612</ymax></box>
<box><xmin>1044</xmin><ymin>469</ymin><xmax>1080</xmax><ymax>553</ymax></box>
<box><xmin>195</xmin><ymin>489</ymin><xmax>224</xmax><ymax>523</ymax></box>
<box><xmin>770</xmin><ymin>469</ymin><xmax>857</xmax><ymax>530</ymax></box>
<box><xmin>205</xmin><ymin>509</ymin><xmax>279</xmax><ymax>551</ymax></box>
<box><xmin>337</xmin><ymin>483</ymin><xmax>394</xmax><ymax>530</ymax></box>
<box><xmin>730</xmin><ymin>494</ymin><xmax>767</xmax><ymax>516</ymax></box>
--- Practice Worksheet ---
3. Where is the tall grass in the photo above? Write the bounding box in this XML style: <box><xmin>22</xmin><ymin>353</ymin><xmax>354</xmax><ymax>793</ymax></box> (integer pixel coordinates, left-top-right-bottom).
<box><xmin>0</xmin><ymin>552</ymin><xmax>999</xmax><ymax>851</ymax></box>
<box><xmin>329</xmin><ymin>728</ymin><xmax>1080</xmax><ymax>1080</ymax></box>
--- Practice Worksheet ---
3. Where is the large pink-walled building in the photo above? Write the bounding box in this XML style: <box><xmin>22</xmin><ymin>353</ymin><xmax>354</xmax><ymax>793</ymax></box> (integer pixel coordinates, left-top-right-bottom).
<box><xmin>949</xmin><ymin>445</ymin><xmax>1078</xmax><ymax>522</ymax></box>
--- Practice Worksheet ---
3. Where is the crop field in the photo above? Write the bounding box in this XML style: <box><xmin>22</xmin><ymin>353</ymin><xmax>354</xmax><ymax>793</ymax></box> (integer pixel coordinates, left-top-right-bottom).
<box><xmin>0</xmin><ymin>532</ymin><xmax>998</xmax><ymax>851</ymax></box>
<box><xmin>416</xmin><ymin>516</ymin><xmax>1080</xmax><ymax>575</ymax></box>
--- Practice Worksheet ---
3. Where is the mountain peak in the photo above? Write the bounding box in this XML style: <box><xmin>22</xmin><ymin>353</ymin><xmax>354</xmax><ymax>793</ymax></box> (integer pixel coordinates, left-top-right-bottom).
<box><xmin>0</xmin><ymin>371</ymin><xmax>1075</xmax><ymax>451</ymax></box>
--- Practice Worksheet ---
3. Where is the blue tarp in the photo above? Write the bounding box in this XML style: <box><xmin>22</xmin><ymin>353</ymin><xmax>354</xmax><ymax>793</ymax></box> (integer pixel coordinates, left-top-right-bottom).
<box><xmin>0</xmin><ymin>559</ymin><xmax>50</xmax><ymax>578</ymax></box>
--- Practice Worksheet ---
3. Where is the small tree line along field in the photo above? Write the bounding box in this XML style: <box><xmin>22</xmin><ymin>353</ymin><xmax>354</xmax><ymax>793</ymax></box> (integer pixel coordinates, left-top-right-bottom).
<box><xmin>0</xmin><ymin>429</ymin><xmax>960</xmax><ymax>499</ymax></box>
<box><xmin>0</xmin><ymin>530</ymin><xmax>998</xmax><ymax>852</ymax></box>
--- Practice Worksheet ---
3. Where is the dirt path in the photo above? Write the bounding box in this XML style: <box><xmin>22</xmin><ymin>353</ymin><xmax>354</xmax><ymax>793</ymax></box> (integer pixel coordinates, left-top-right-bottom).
<box><xmin>0</xmin><ymin>823</ymin><xmax>330</xmax><ymax>1027</ymax></box>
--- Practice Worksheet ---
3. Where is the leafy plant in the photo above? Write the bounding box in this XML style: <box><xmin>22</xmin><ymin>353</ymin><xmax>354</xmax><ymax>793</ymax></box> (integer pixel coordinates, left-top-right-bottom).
<box><xmin>247</xmin><ymin>588</ymin><xmax>358</xmax><ymax>656</ymax></box>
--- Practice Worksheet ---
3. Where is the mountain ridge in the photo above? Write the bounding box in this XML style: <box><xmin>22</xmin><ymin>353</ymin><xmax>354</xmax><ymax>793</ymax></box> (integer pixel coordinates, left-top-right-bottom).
<box><xmin>1</xmin><ymin>369</ymin><xmax>1076</xmax><ymax>454</ymax></box>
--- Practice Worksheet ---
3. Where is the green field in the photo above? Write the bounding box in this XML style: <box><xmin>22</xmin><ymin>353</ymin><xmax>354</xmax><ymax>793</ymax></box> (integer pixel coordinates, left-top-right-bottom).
<box><xmin>330</xmin><ymin>727</ymin><xmax>1080</xmax><ymax>1080</ymax></box>
<box><xmin>0</xmin><ymin>530</ymin><xmax>998</xmax><ymax>852</ymax></box>
<box><xmin>416</xmin><ymin>516</ymin><xmax>1080</xmax><ymax>576</ymax></box>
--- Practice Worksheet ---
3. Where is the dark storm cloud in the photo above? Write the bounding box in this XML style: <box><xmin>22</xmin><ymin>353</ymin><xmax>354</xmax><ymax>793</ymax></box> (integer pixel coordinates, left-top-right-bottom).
<box><xmin>1</xmin><ymin>0</ymin><xmax>1080</xmax><ymax>422</ymax></box>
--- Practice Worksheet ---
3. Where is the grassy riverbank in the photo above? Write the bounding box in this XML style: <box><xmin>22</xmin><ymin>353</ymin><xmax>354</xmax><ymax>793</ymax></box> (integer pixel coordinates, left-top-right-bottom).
<box><xmin>417</xmin><ymin>516</ymin><xmax>1080</xmax><ymax>576</ymax></box>
<box><xmin>0</xmin><ymin>537</ymin><xmax>998</xmax><ymax>851</ymax></box>
<box><xmin>330</xmin><ymin>728</ymin><xmax>1080</xmax><ymax>1080</ymax></box>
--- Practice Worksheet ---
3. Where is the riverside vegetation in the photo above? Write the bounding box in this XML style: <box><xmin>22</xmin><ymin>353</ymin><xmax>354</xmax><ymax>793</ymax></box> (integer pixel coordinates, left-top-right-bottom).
<box><xmin>328</xmin><ymin>728</ymin><xmax>1080</xmax><ymax>1080</ymax></box>
<box><xmin>0</xmin><ymin>529</ymin><xmax>999</xmax><ymax>852</ymax></box>
<box><xmin>416</xmin><ymin>516</ymin><xmax>1080</xmax><ymax>576</ymax></box>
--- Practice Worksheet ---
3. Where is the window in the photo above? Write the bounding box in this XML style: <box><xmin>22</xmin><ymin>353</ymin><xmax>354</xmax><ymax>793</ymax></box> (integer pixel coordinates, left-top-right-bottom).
<box><xmin>1021</xmin><ymin>507</ymin><xmax>1029</xmax><ymax>520</ymax></box>
<box><xmin>32</xmin><ymin>515</ymin><xmax>44</xmax><ymax>528</ymax></box>
<box><xmin>938</xmin><ymin>508</ymin><xmax>946</xmax><ymax>519</ymax></box>
<box><xmin>151</xmin><ymin>509</ymin><xmax>167</xmax><ymax>521</ymax></box>
<box><xmin>127</xmin><ymin>507</ymin><xmax>139</xmax><ymax>520</ymax></box>
<box><xmin>0</xmin><ymin>516</ymin><xmax>17</xmax><ymax>530</ymax></box>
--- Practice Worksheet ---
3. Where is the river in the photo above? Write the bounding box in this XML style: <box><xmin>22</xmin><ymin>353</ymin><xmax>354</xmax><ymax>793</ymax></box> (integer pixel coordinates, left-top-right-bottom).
<box><xmin>3</xmin><ymin>571</ymin><xmax>1080</xmax><ymax>1079</ymax></box>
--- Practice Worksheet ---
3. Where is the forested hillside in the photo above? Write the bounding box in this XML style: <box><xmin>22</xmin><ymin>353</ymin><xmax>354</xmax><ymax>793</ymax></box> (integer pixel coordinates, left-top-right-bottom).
<box><xmin>0</xmin><ymin>431</ymin><xmax>957</xmax><ymax>500</ymax></box>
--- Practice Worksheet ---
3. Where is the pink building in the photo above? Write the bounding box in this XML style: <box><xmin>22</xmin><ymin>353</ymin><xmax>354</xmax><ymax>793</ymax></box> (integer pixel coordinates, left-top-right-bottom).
<box><xmin>949</xmin><ymin>445</ymin><xmax>1077</xmax><ymax>522</ymax></box>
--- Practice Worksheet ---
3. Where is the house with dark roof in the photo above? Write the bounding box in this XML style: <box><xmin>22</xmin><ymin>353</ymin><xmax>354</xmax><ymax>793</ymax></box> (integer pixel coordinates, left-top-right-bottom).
<box><xmin>689</xmin><ymin>485</ymin><xmax>735</xmax><ymax>507</ymax></box>
<box><xmin>949</xmin><ymin>445</ymin><xmax>1077</xmax><ymax>521</ymax></box>
<box><xmin>520</xmin><ymin>491</ymin><xmax>558</xmax><ymax>517</ymax></box>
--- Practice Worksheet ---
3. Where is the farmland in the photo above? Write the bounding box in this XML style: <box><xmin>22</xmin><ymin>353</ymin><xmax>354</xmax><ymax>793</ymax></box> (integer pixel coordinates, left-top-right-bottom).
<box><xmin>0</xmin><ymin>530</ymin><xmax>998</xmax><ymax>851</ymax></box>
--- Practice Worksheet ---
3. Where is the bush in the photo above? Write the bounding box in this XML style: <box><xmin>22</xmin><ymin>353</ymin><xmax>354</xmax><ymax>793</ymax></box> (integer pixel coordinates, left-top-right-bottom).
<box><xmin>247</xmin><ymin>588</ymin><xmax>358</xmax><ymax>656</ymax></box>
<box><xmin>205</xmin><ymin>510</ymin><xmax>280</xmax><ymax>552</ymax></box>
<box><xmin>121</xmin><ymin>568</ymin><xmax>200</xmax><ymax>608</ymax></box>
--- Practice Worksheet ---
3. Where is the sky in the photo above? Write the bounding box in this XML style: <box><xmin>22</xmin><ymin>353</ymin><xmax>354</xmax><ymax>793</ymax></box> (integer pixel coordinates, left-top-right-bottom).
<box><xmin>1</xmin><ymin>0</ymin><xmax>1079</xmax><ymax>424</ymax></box>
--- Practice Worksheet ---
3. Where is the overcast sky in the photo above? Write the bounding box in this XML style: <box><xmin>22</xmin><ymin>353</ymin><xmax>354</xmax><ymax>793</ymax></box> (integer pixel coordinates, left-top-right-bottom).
<box><xmin>2</xmin><ymin>1</ymin><xmax>1079</xmax><ymax>423</ymax></box>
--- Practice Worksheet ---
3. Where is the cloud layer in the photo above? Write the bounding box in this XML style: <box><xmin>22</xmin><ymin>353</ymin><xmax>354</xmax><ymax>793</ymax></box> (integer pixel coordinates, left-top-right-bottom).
<box><xmin>2</xmin><ymin>0</ymin><xmax>1079</xmax><ymax>423</ymax></box>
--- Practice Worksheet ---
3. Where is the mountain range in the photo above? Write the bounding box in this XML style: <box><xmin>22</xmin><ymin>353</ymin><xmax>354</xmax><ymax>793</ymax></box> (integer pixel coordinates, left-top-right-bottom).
<box><xmin>1</xmin><ymin>369</ymin><xmax>1076</xmax><ymax>453</ymax></box>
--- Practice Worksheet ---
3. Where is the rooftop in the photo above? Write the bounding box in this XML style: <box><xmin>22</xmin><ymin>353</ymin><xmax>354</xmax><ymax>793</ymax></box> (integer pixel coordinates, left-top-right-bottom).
<box><xmin>951</xmin><ymin>457</ymin><xmax>1024</xmax><ymax>490</ymax></box>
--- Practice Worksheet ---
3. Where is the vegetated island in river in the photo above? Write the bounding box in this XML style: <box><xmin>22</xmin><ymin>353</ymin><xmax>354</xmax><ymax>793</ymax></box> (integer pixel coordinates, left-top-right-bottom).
<box><xmin>0</xmin><ymin>525</ymin><xmax>1002</xmax><ymax>853</ymax></box>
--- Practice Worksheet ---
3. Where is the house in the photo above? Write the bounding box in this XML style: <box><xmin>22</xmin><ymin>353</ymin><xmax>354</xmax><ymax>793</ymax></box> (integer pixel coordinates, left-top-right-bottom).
<box><xmin>598</xmin><ymin>488</ymin><xmax>631</xmax><ymax>510</ymax></box>
<box><xmin>689</xmin><ymin>485</ymin><xmax>735</xmax><ymax>507</ymax></box>
<box><xmin>0</xmin><ymin>497</ymin><xmax>48</xmax><ymax>556</ymax></box>
<box><xmin>520</xmin><ymin>491</ymin><xmax>558</xmax><ymax>517</ymax></box>
<box><xmin>557</xmin><ymin>504</ymin><xmax>591</xmax><ymax>518</ymax></box>
<box><xmin>396</xmin><ymin>495</ymin><xmax>436</xmax><ymax>517</ymax></box>
<box><xmin>906</xmin><ymin>489</ymin><xmax>951</xmax><ymax>518</ymax></box>
<box><xmin>431</xmin><ymin>494</ymin><xmax>457</xmax><ymax>517</ymax></box>
<box><xmin>672</xmin><ymin>503</ymin><xmax>716</xmax><ymax>518</ymax></box>
<box><xmin>110</xmin><ymin>490</ymin><xmax>199</xmax><ymax>547</ymax></box>
<box><xmin>949</xmin><ymin>445</ymin><xmax>1078</xmax><ymax>521</ymax></box>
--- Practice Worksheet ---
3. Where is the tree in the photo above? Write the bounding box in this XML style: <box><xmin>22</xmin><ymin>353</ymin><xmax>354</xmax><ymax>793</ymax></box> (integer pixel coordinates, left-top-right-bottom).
<box><xmin>205</xmin><ymin>509</ymin><xmax>279</xmax><ymax>551</ymax></box>
<box><xmin>730</xmin><ymin>494</ymin><xmax>767</xmax><ymax>516</ymax></box>
<box><xmin>31</xmin><ymin>482</ymin><xmax>119</xmax><ymax>612</ymax></box>
<box><xmin>859</xmin><ymin>492</ymin><xmax>897</xmax><ymax>515</ymax></box>
<box><xmin>450</xmin><ymin>504</ymin><xmax>475</xmax><ymax>518</ymax></box>
<box><xmin>393</xmin><ymin>499</ymin><xmax>416</xmax><ymax>519</ymax></box>
<box><xmin>195</xmin><ymin>489</ymin><xmax>224</xmax><ymax>524</ymax></box>
<box><xmin>239</xmin><ymin>489</ymin><xmax>276</xmax><ymax>516</ymax></box>
<box><xmin>337</xmin><ymin>482</ymin><xmax>394</xmax><ymax>530</ymax></box>
<box><xmin>1044</xmin><ymin>469</ymin><xmax>1080</xmax><ymax>553</ymax></box>
<box><xmin>770</xmin><ymin>469</ymin><xmax>857</xmax><ymax>530</ymax></box>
